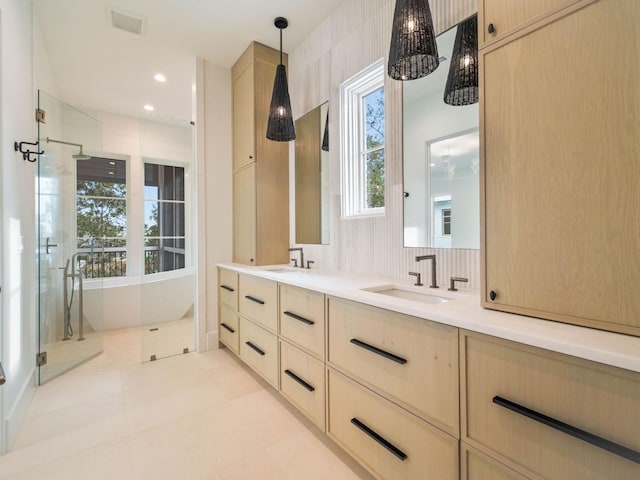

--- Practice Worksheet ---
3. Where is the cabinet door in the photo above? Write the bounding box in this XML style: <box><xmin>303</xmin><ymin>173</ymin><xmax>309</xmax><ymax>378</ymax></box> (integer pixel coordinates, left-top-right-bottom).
<box><xmin>462</xmin><ymin>332</ymin><xmax>640</xmax><ymax>480</ymax></box>
<box><xmin>461</xmin><ymin>444</ymin><xmax>529</xmax><ymax>480</ymax></box>
<box><xmin>479</xmin><ymin>0</ymin><xmax>581</xmax><ymax>47</ymax></box>
<box><xmin>327</xmin><ymin>369</ymin><xmax>459</xmax><ymax>480</ymax></box>
<box><xmin>232</xmin><ymin>63</ymin><xmax>255</xmax><ymax>171</ymax></box>
<box><xmin>233</xmin><ymin>164</ymin><xmax>256</xmax><ymax>265</ymax></box>
<box><xmin>482</xmin><ymin>0</ymin><xmax>640</xmax><ymax>335</ymax></box>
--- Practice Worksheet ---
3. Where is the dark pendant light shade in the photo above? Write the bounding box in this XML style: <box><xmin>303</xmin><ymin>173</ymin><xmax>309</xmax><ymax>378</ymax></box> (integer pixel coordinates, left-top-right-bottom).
<box><xmin>388</xmin><ymin>0</ymin><xmax>439</xmax><ymax>80</ymax></box>
<box><xmin>266</xmin><ymin>17</ymin><xmax>296</xmax><ymax>142</ymax></box>
<box><xmin>321</xmin><ymin>109</ymin><xmax>329</xmax><ymax>152</ymax></box>
<box><xmin>444</xmin><ymin>14</ymin><xmax>479</xmax><ymax>106</ymax></box>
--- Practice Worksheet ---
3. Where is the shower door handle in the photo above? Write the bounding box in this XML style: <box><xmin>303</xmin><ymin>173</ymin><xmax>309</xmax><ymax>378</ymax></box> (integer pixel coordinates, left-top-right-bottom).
<box><xmin>0</xmin><ymin>361</ymin><xmax>6</xmax><ymax>385</ymax></box>
<box><xmin>44</xmin><ymin>237</ymin><xmax>59</xmax><ymax>254</ymax></box>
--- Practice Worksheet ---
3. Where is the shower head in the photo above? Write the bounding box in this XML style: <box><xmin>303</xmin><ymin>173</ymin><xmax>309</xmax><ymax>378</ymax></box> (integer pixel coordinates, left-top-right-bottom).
<box><xmin>72</xmin><ymin>146</ymin><xmax>91</xmax><ymax>161</ymax></box>
<box><xmin>46</xmin><ymin>137</ymin><xmax>91</xmax><ymax>160</ymax></box>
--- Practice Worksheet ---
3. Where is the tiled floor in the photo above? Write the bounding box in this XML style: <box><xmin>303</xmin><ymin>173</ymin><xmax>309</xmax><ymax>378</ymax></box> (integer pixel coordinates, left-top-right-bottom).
<box><xmin>0</xmin><ymin>329</ymin><xmax>373</xmax><ymax>480</ymax></box>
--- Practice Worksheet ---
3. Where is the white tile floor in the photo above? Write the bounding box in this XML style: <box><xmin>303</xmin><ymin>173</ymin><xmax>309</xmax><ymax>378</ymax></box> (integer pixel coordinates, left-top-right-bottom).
<box><xmin>0</xmin><ymin>329</ymin><xmax>373</xmax><ymax>480</ymax></box>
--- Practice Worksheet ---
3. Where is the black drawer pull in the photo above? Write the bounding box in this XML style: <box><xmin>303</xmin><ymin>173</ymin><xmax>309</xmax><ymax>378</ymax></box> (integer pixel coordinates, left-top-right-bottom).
<box><xmin>220</xmin><ymin>323</ymin><xmax>235</xmax><ymax>334</ymax></box>
<box><xmin>350</xmin><ymin>338</ymin><xmax>407</xmax><ymax>365</ymax></box>
<box><xmin>245</xmin><ymin>341</ymin><xmax>265</xmax><ymax>356</ymax></box>
<box><xmin>220</xmin><ymin>284</ymin><xmax>235</xmax><ymax>292</ymax></box>
<box><xmin>493</xmin><ymin>396</ymin><xmax>640</xmax><ymax>464</ymax></box>
<box><xmin>284</xmin><ymin>369</ymin><xmax>315</xmax><ymax>392</ymax></box>
<box><xmin>350</xmin><ymin>418</ymin><xmax>408</xmax><ymax>461</ymax></box>
<box><xmin>283</xmin><ymin>311</ymin><xmax>314</xmax><ymax>325</ymax></box>
<box><xmin>245</xmin><ymin>295</ymin><xmax>265</xmax><ymax>305</ymax></box>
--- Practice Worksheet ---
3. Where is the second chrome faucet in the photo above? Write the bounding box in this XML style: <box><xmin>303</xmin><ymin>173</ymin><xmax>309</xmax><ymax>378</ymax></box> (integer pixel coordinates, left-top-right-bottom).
<box><xmin>415</xmin><ymin>254</ymin><xmax>438</xmax><ymax>288</ymax></box>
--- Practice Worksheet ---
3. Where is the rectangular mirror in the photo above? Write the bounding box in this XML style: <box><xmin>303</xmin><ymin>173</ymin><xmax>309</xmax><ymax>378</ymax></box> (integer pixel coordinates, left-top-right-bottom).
<box><xmin>403</xmin><ymin>23</ymin><xmax>479</xmax><ymax>249</ymax></box>
<box><xmin>295</xmin><ymin>102</ymin><xmax>330</xmax><ymax>245</ymax></box>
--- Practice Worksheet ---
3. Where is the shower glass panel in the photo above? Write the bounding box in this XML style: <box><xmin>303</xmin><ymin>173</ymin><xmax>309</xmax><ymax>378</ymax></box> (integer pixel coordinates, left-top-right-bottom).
<box><xmin>140</xmin><ymin>119</ymin><xmax>195</xmax><ymax>362</ymax></box>
<box><xmin>37</xmin><ymin>91</ymin><xmax>104</xmax><ymax>383</ymax></box>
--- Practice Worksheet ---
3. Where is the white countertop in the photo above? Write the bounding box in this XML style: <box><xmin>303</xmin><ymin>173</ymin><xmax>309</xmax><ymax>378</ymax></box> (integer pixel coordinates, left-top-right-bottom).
<box><xmin>218</xmin><ymin>262</ymin><xmax>640</xmax><ymax>374</ymax></box>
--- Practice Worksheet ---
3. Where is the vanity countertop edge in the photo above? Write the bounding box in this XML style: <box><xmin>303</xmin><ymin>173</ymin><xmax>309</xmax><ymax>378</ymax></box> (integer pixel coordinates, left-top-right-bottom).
<box><xmin>217</xmin><ymin>262</ymin><xmax>640</xmax><ymax>374</ymax></box>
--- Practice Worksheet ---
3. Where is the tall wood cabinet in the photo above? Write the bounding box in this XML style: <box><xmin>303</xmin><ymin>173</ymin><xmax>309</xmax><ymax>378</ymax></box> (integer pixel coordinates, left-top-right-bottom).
<box><xmin>232</xmin><ymin>42</ymin><xmax>290</xmax><ymax>266</ymax></box>
<box><xmin>481</xmin><ymin>0</ymin><xmax>640</xmax><ymax>336</ymax></box>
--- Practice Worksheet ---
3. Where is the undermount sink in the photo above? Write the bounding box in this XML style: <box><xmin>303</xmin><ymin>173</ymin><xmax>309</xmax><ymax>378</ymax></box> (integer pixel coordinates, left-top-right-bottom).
<box><xmin>264</xmin><ymin>267</ymin><xmax>299</xmax><ymax>273</ymax></box>
<box><xmin>362</xmin><ymin>284</ymin><xmax>452</xmax><ymax>304</ymax></box>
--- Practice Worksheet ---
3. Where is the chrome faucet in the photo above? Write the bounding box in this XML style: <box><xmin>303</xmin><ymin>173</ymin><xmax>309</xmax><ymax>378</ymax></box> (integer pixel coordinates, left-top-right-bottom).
<box><xmin>288</xmin><ymin>247</ymin><xmax>304</xmax><ymax>268</ymax></box>
<box><xmin>415</xmin><ymin>255</ymin><xmax>438</xmax><ymax>288</ymax></box>
<box><xmin>448</xmin><ymin>276</ymin><xmax>468</xmax><ymax>291</ymax></box>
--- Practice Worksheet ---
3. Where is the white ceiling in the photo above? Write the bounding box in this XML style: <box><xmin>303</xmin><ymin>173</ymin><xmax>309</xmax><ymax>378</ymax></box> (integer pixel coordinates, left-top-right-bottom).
<box><xmin>34</xmin><ymin>0</ymin><xmax>346</xmax><ymax>123</ymax></box>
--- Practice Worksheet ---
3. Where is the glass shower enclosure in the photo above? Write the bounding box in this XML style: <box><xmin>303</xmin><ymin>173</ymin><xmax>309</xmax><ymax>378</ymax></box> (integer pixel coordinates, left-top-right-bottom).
<box><xmin>37</xmin><ymin>91</ymin><xmax>104</xmax><ymax>383</ymax></box>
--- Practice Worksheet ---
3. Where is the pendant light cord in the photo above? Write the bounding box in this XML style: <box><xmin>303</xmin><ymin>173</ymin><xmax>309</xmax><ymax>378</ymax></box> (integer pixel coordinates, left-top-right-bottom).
<box><xmin>279</xmin><ymin>27</ymin><xmax>283</xmax><ymax>65</ymax></box>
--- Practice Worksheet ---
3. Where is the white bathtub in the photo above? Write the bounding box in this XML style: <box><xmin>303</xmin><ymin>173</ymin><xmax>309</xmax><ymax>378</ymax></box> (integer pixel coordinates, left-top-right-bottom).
<box><xmin>81</xmin><ymin>268</ymin><xmax>194</xmax><ymax>331</ymax></box>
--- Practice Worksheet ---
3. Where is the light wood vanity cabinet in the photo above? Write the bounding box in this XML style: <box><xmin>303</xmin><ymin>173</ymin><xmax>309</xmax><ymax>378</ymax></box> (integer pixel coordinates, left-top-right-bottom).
<box><xmin>238</xmin><ymin>273</ymin><xmax>278</xmax><ymax>333</ymax></box>
<box><xmin>218</xmin><ymin>268</ymin><xmax>238</xmax><ymax>310</ymax></box>
<box><xmin>279</xmin><ymin>339</ymin><xmax>325</xmax><ymax>430</ymax></box>
<box><xmin>481</xmin><ymin>0</ymin><xmax>640</xmax><ymax>336</ymax></box>
<box><xmin>327</xmin><ymin>369</ymin><xmax>459</xmax><ymax>480</ymax></box>
<box><xmin>231</xmin><ymin>42</ymin><xmax>289</xmax><ymax>266</ymax></box>
<box><xmin>461</xmin><ymin>444</ymin><xmax>529</xmax><ymax>480</ymax></box>
<box><xmin>327</xmin><ymin>297</ymin><xmax>459</xmax><ymax>435</ymax></box>
<box><xmin>279</xmin><ymin>284</ymin><xmax>325</xmax><ymax>359</ymax></box>
<box><xmin>461</xmin><ymin>332</ymin><xmax>640</xmax><ymax>479</ymax></box>
<box><xmin>239</xmin><ymin>316</ymin><xmax>278</xmax><ymax>389</ymax></box>
<box><xmin>479</xmin><ymin>0</ymin><xmax>582</xmax><ymax>47</ymax></box>
<box><xmin>218</xmin><ymin>305</ymin><xmax>239</xmax><ymax>354</ymax></box>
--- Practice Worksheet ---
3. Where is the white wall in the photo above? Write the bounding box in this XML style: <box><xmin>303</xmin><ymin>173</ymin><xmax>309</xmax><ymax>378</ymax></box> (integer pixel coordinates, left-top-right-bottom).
<box><xmin>288</xmin><ymin>0</ymin><xmax>480</xmax><ymax>289</ymax></box>
<box><xmin>197</xmin><ymin>59</ymin><xmax>232</xmax><ymax>351</ymax></box>
<box><xmin>0</xmin><ymin>0</ymin><xmax>37</xmax><ymax>453</ymax></box>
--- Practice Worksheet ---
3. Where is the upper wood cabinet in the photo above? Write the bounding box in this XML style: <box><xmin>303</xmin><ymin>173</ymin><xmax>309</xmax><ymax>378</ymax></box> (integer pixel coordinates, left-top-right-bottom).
<box><xmin>479</xmin><ymin>0</ymin><xmax>583</xmax><ymax>48</ymax></box>
<box><xmin>231</xmin><ymin>42</ymin><xmax>290</xmax><ymax>266</ymax></box>
<box><xmin>481</xmin><ymin>0</ymin><xmax>640</xmax><ymax>336</ymax></box>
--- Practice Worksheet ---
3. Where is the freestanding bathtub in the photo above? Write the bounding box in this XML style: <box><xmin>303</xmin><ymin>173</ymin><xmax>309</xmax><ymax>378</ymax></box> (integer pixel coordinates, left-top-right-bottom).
<box><xmin>81</xmin><ymin>268</ymin><xmax>194</xmax><ymax>331</ymax></box>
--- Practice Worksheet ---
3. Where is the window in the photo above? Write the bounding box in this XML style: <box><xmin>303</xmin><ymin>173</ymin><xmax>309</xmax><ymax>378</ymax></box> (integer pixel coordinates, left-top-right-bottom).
<box><xmin>442</xmin><ymin>208</ymin><xmax>451</xmax><ymax>235</ymax></box>
<box><xmin>144</xmin><ymin>163</ymin><xmax>186</xmax><ymax>274</ymax></box>
<box><xmin>77</xmin><ymin>157</ymin><xmax>127</xmax><ymax>278</ymax></box>
<box><xmin>341</xmin><ymin>59</ymin><xmax>385</xmax><ymax>217</ymax></box>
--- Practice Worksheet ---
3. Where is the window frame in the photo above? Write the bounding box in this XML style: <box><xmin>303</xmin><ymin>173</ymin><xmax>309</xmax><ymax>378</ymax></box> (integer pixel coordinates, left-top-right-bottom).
<box><xmin>341</xmin><ymin>59</ymin><xmax>386</xmax><ymax>218</ymax></box>
<box><xmin>143</xmin><ymin>160</ymin><xmax>189</xmax><ymax>276</ymax></box>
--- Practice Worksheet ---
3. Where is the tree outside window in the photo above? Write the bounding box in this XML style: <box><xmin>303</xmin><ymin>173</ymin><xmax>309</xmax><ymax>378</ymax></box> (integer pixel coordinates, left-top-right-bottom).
<box><xmin>76</xmin><ymin>157</ymin><xmax>127</xmax><ymax>278</ymax></box>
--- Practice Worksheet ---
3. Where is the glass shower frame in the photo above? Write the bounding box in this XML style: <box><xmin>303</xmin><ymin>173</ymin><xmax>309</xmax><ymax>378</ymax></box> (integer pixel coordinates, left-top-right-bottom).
<box><xmin>37</xmin><ymin>91</ymin><xmax>104</xmax><ymax>384</ymax></box>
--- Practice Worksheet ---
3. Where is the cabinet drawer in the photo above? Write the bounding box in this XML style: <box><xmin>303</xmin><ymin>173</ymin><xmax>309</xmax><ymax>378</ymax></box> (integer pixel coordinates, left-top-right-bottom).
<box><xmin>461</xmin><ymin>443</ymin><xmax>529</xmax><ymax>480</ymax></box>
<box><xmin>238</xmin><ymin>274</ymin><xmax>277</xmax><ymax>332</ymax></box>
<box><xmin>218</xmin><ymin>268</ymin><xmax>238</xmax><ymax>310</ymax></box>
<box><xmin>479</xmin><ymin>0</ymin><xmax>581</xmax><ymax>47</ymax></box>
<box><xmin>462</xmin><ymin>333</ymin><xmax>640</xmax><ymax>479</ymax></box>
<box><xmin>327</xmin><ymin>297</ymin><xmax>459</xmax><ymax>434</ymax></box>
<box><xmin>327</xmin><ymin>369</ymin><xmax>458</xmax><ymax>480</ymax></box>
<box><xmin>219</xmin><ymin>306</ymin><xmax>239</xmax><ymax>354</ymax></box>
<box><xmin>279</xmin><ymin>284</ymin><xmax>325</xmax><ymax>358</ymax></box>
<box><xmin>279</xmin><ymin>340</ymin><xmax>325</xmax><ymax>430</ymax></box>
<box><xmin>239</xmin><ymin>317</ymin><xmax>278</xmax><ymax>388</ymax></box>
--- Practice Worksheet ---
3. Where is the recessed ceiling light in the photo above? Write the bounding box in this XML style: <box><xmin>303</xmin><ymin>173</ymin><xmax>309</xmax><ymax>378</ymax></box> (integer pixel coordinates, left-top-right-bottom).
<box><xmin>108</xmin><ymin>171</ymin><xmax>115</xmax><ymax>175</ymax></box>
<box><xmin>108</xmin><ymin>161</ymin><xmax>116</xmax><ymax>165</ymax></box>
<box><xmin>154</xmin><ymin>73</ymin><xmax>166</xmax><ymax>83</ymax></box>
<box><xmin>144</xmin><ymin>104</ymin><xmax>154</xmax><ymax>111</ymax></box>
<box><xmin>430</xmin><ymin>163</ymin><xmax>436</xmax><ymax>167</ymax></box>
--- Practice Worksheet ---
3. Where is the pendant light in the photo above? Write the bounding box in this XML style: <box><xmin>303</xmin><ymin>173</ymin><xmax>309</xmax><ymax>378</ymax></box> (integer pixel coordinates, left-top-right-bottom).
<box><xmin>266</xmin><ymin>17</ymin><xmax>296</xmax><ymax>142</ymax></box>
<box><xmin>388</xmin><ymin>0</ymin><xmax>439</xmax><ymax>81</ymax></box>
<box><xmin>444</xmin><ymin>14</ymin><xmax>478</xmax><ymax>106</ymax></box>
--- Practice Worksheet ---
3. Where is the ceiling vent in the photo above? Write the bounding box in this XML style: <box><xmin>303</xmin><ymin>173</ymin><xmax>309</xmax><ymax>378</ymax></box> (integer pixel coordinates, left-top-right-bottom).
<box><xmin>109</xmin><ymin>7</ymin><xmax>146</xmax><ymax>36</ymax></box>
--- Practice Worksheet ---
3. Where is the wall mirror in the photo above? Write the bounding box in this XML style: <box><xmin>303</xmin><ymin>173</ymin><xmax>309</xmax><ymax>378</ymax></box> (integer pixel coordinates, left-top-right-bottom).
<box><xmin>294</xmin><ymin>102</ymin><xmax>330</xmax><ymax>244</ymax></box>
<box><xmin>403</xmin><ymin>24</ymin><xmax>480</xmax><ymax>249</ymax></box>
